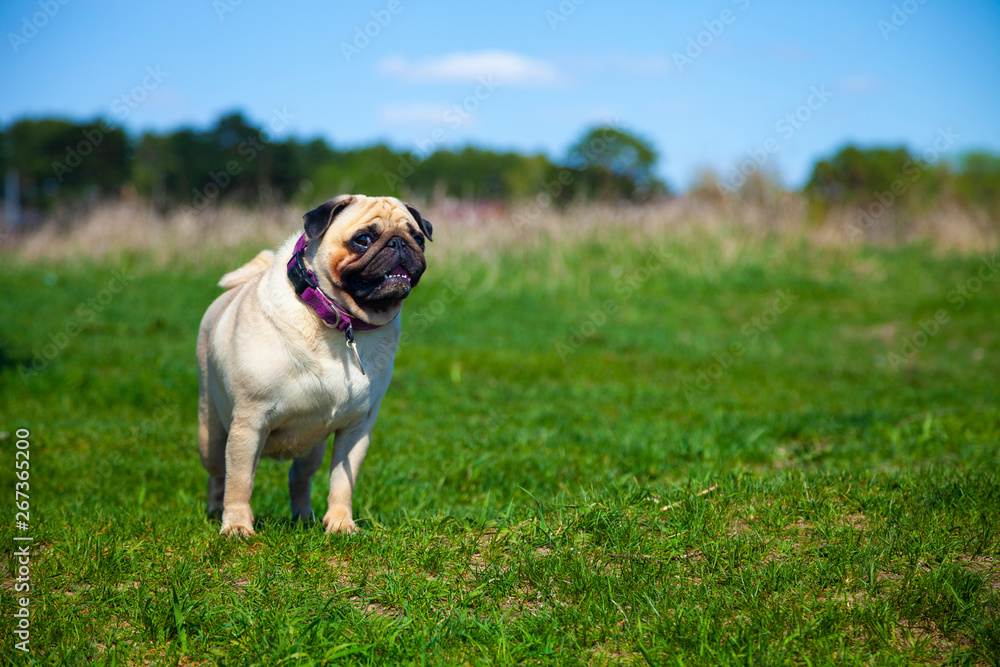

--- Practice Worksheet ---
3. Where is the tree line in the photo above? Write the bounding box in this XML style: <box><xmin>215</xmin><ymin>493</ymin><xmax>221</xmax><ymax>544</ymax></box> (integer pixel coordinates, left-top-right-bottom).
<box><xmin>803</xmin><ymin>143</ymin><xmax>1000</xmax><ymax>223</ymax></box>
<box><xmin>1</xmin><ymin>112</ymin><xmax>997</xmax><ymax>224</ymax></box>
<box><xmin>0</xmin><ymin>113</ymin><xmax>666</xmax><ymax>217</ymax></box>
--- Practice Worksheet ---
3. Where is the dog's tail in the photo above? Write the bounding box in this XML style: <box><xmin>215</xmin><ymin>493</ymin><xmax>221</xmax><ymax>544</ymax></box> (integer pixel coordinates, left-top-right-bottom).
<box><xmin>218</xmin><ymin>250</ymin><xmax>275</xmax><ymax>290</ymax></box>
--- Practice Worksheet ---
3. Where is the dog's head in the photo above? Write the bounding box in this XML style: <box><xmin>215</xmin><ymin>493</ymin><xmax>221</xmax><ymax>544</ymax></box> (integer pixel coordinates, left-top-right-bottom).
<box><xmin>302</xmin><ymin>195</ymin><xmax>432</xmax><ymax>326</ymax></box>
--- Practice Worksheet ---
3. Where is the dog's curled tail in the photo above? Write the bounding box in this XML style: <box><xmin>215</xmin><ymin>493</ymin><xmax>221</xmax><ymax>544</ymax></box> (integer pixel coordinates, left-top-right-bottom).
<box><xmin>218</xmin><ymin>250</ymin><xmax>275</xmax><ymax>290</ymax></box>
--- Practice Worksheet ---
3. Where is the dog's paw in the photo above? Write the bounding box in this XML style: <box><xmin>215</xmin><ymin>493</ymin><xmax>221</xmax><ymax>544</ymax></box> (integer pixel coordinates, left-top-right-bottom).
<box><xmin>291</xmin><ymin>509</ymin><xmax>316</xmax><ymax>526</ymax></box>
<box><xmin>220</xmin><ymin>506</ymin><xmax>255</xmax><ymax>538</ymax></box>
<box><xmin>323</xmin><ymin>506</ymin><xmax>358</xmax><ymax>535</ymax></box>
<box><xmin>219</xmin><ymin>523</ymin><xmax>255</xmax><ymax>539</ymax></box>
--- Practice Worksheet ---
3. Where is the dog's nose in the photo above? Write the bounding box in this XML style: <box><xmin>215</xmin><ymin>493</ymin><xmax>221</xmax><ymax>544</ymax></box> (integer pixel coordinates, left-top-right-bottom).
<box><xmin>387</xmin><ymin>237</ymin><xmax>406</xmax><ymax>250</ymax></box>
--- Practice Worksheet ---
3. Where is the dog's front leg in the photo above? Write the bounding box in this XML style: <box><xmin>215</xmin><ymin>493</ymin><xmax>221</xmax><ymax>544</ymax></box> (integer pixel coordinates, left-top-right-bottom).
<box><xmin>323</xmin><ymin>424</ymin><xmax>373</xmax><ymax>534</ymax></box>
<box><xmin>220</xmin><ymin>419</ymin><xmax>266</xmax><ymax>538</ymax></box>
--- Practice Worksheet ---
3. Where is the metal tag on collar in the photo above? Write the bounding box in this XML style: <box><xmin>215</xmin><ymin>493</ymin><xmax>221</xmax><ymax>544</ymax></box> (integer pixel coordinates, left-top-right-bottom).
<box><xmin>345</xmin><ymin>328</ymin><xmax>365</xmax><ymax>376</ymax></box>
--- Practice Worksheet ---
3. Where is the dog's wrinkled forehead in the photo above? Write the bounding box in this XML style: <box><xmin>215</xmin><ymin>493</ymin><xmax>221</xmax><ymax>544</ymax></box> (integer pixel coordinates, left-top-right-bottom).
<box><xmin>351</xmin><ymin>198</ymin><xmax>412</xmax><ymax>230</ymax></box>
<box><xmin>303</xmin><ymin>195</ymin><xmax>431</xmax><ymax>242</ymax></box>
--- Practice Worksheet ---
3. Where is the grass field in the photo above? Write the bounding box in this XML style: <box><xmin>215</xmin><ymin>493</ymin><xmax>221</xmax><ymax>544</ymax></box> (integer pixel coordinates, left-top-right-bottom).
<box><xmin>2</xmin><ymin>217</ymin><xmax>999</xmax><ymax>664</ymax></box>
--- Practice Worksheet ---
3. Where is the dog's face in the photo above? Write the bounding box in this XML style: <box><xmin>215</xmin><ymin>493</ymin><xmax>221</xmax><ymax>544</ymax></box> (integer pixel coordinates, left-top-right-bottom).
<box><xmin>304</xmin><ymin>195</ymin><xmax>432</xmax><ymax>325</ymax></box>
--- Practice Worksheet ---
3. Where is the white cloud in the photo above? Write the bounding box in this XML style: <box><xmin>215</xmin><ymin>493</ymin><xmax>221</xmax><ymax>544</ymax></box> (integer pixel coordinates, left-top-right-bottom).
<box><xmin>377</xmin><ymin>50</ymin><xmax>563</xmax><ymax>87</ymax></box>
<box><xmin>378</xmin><ymin>102</ymin><xmax>452</xmax><ymax>125</ymax></box>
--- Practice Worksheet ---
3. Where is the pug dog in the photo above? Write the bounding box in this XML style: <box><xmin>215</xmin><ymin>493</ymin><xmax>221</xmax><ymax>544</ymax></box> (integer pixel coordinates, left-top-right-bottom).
<box><xmin>196</xmin><ymin>195</ymin><xmax>431</xmax><ymax>537</ymax></box>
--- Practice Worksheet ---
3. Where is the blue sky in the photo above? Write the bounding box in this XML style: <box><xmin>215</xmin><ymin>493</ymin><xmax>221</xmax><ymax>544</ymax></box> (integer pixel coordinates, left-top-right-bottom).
<box><xmin>2</xmin><ymin>0</ymin><xmax>998</xmax><ymax>190</ymax></box>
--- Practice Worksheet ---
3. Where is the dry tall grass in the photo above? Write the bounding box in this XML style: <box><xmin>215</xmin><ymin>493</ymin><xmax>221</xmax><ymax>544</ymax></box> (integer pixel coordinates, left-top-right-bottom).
<box><xmin>2</xmin><ymin>193</ymin><xmax>996</xmax><ymax>266</ymax></box>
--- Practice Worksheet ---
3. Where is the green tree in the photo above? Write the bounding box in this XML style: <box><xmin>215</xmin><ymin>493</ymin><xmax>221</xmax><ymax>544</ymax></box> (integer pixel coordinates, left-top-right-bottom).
<box><xmin>951</xmin><ymin>152</ymin><xmax>1000</xmax><ymax>219</ymax></box>
<box><xmin>803</xmin><ymin>144</ymin><xmax>949</xmax><ymax>215</ymax></box>
<box><xmin>564</xmin><ymin>126</ymin><xmax>667</xmax><ymax>202</ymax></box>
<box><xmin>134</xmin><ymin>112</ymin><xmax>310</xmax><ymax>210</ymax></box>
<box><xmin>3</xmin><ymin>118</ymin><xmax>129</xmax><ymax>210</ymax></box>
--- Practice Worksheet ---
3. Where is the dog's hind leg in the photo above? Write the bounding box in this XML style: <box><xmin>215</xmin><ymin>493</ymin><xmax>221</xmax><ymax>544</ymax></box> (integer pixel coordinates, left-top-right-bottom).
<box><xmin>198</xmin><ymin>395</ymin><xmax>227</xmax><ymax>518</ymax></box>
<box><xmin>289</xmin><ymin>441</ymin><xmax>327</xmax><ymax>523</ymax></box>
<box><xmin>197</xmin><ymin>335</ymin><xmax>228</xmax><ymax>518</ymax></box>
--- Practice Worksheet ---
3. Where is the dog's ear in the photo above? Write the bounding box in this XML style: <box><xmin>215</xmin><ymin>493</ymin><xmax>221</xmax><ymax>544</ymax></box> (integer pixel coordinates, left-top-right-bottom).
<box><xmin>303</xmin><ymin>195</ymin><xmax>354</xmax><ymax>241</ymax></box>
<box><xmin>403</xmin><ymin>203</ymin><xmax>433</xmax><ymax>242</ymax></box>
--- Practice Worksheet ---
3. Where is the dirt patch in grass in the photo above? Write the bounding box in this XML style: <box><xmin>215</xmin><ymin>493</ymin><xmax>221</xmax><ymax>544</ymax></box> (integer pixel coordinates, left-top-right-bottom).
<box><xmin>891</xmin><ymin>619</ymin><xmax>979</xmax><ymax>666</ymax></box>
<box><xmin>728</xmin><ymin>520</ymin><xmax>751</xmax><ymax>536</ymax></box>
<box><xmin>785</xmin><ymin>518</ymin><xmax>813</xmax><ymax>532</ymax></box>
<box><xmin>836</xmin><ymin>513</ymin><xmax>870</xmax><ymax>530</ymax></box>
<box><xmin>358</xmin><ymin>600</ymin><xmax>399</xmax><ymax>618</ymax></box>
<box><xmin>859</xmin><ymin>322</ymin><xmax>900</xmax><ymax>344</ymax></box>
<box><xmin>466</xmin><ymin>528</ymin><xmax>502</xmax><ymax>568</ymax></box>
<box><xmin>319</xmin><ymin>556</ymin><xmax>357</xmax><ymax>589</ymax></box>
<box><xmin>825</xmin><ymin>589</ymin><xmax>869</xmax><ymax>609</ymax></box>
<box><xmin>956</xmin><ymin>555</ymin><xmax>1000</xmax><ymax>592</ymax></box>
<box><xmin>588</xmin><ymin>643</ymin><xmax>638</xmax><ymax>664</ymax></box>
<box><xmin>499</xmin><ymin>587</ymin><xmax>545</xmax><ymax>615</ymax></box>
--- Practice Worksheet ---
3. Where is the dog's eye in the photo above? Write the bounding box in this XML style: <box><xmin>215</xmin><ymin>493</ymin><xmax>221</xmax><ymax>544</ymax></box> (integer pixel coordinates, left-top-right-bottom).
<box><xmin>413</xmin><ymin>233</ymin><xmax>425</xmax><ymax>249</ymax></box>
<box><xmin>352</xmin><ymin>233</ymin><xmax>373</xmax><ymax>249</ymax></box>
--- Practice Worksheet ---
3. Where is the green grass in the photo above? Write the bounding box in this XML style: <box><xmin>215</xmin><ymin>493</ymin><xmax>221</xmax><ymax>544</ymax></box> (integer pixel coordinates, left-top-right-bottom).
<box><xmin>1</xmin><ymin>234</ymin><xmax>998</xmax><ymax>665</ymax></box>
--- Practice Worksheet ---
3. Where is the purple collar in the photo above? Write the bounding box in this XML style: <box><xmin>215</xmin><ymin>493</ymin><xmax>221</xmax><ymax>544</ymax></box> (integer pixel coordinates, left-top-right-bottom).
<box><xmin>286</xmin><ymin>234</ymin><xmax>379</xmax><ymax>373</ymax></box>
